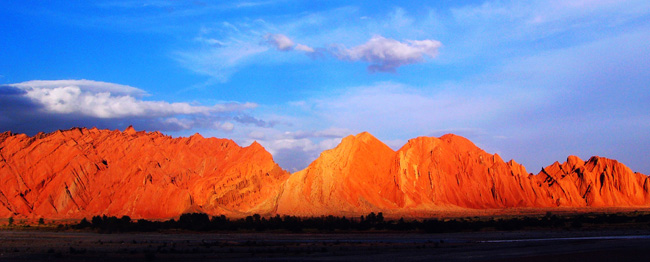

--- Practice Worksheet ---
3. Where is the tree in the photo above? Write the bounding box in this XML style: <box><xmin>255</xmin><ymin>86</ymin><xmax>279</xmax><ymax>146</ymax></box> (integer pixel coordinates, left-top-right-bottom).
<box><xmin>178</xmin><ymin>213</ymin><xmax>210</xmax><ymax>230</ymax></box>
<box><xmin>77</xmin><ymin>218</ymin><xmax>91</xmax><ymax>228</ymax></box>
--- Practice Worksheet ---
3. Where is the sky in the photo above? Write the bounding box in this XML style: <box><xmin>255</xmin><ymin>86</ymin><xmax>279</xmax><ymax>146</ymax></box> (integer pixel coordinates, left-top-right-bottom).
<box><xmin>1</xmin><ymin>0</ymin><xmax>649</xmax><ymax>174</ymax></box>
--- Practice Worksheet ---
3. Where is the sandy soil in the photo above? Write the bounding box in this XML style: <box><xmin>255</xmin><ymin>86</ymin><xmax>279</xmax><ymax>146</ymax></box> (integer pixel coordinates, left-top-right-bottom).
<box><xmin>1</xmin><ymin>229</ymin><xmax>650</xmax><ymax>261</ymax></box>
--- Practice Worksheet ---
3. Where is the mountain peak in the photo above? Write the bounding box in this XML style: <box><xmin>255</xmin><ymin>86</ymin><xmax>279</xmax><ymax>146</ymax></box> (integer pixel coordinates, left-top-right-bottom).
<box><xmin>353</xmin><ymin>131</ymin><xmax>381</xmax><ymax>143</ymax></box>
<box><xmin>566</xmin><ymin>155</ymin><xmax>584</xmax><ymax>169</ymax></box>
<box><xmin>248</xmin><ymin>141</ymin><xmax>264</xmax><ymax>150</ymax></box>
<box><xmin>332</xmin><ymin>132</ymin><xmax>393</xmax><ymax>156</ymax></box>
<box><xmin>190</xmin><ymin>133</ymin><xmax>204</xmax><ymax>139</ymax></box>
<box><xmin>277</xmin><ymin>131</ymin><xmax>399</xmax><ymax>216</ymax></box>
<box><xmin>124</xmin><ymin>125</ymin><xmax>136</xmax><ymax>135</ymax></box>
<box><xmin>354</xmin><ymin>131</ymin><xmax>372</xmax><ymax>138</ymax></box>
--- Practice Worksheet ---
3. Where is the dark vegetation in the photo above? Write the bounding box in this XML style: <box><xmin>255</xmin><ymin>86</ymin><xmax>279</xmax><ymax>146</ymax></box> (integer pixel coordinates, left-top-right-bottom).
<box><xmin>72</xmin><ymin>211</ymin><xmax>650</xmax><ymax>233</ymax></box>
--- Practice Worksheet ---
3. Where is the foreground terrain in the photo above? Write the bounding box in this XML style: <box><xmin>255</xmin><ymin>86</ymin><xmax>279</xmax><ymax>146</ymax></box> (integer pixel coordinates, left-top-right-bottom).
<box><xmin>0</xmin><ymin>229</ymin><xmax>649</xmax><ymax>261</ymax></box>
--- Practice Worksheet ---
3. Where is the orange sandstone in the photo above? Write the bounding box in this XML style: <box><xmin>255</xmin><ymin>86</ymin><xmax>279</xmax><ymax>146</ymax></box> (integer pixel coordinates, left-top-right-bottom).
<box><xmin>276</xmin><ymin>132</ymin><xmax>401</xmax><ymax>216</ymax></box>
<box><xmin>276</xmin><ymin>133</ymin><xmax>650</xmax><ymax>216</ymax></box>
<box><xmin>1</xmin><ymin>129</ymin><xmax>648</xmax><ymax>220</ymax></box>
<box><xmin>0</xmin><ymin>127</ymin><xmax>288</xmax><ymax>219</ymax></box>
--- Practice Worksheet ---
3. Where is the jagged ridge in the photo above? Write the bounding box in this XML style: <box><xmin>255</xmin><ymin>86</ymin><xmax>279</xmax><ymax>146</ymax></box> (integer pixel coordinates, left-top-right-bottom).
<box><xmin>0</xmin><ymin>126</ymin><xmax>289</xmax><ymax>219</ymax></box>
<box><xmin>1</xmin><ymin>129</ymin><xmax>648</xmax><ymax>220</ymax></box>
<box><xmin>276</xmin><ymin>132</ymin><xmax>650</xmax><ymax>216</ymax></box>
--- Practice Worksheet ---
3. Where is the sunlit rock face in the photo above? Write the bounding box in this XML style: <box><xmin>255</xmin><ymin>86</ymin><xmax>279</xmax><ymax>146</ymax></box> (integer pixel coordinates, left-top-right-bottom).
<box><xmin>277</xmin><ymin>133</ymin><xmax>650</xmax><ymax>216</ymax></box>
<box><xmin>0</xmin><ymin>127</ymin><xmax>289</xmax><ymax>219</ymax></box>
<box><xmin>276</xmin><ymin>132</ymin><xmax>402</xmax><ymax>216</ymax></box>
<box><xmin>536</xmin><ymin>155</ymin><xmax>650</xmax><ymax>207</ymax></box>
<box><xmin>388</xmin><ymin>134</ymin><xmax>553</xmax><ymax>210</ymax></box>
<box><xmin>1</xmin><ymin>129</ymin><xmax>648</xmax><ymax>220</ymax></box>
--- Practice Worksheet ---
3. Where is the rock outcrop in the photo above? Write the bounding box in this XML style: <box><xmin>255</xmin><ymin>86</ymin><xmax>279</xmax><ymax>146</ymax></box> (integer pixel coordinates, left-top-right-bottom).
<box><xmin>276</xmin><ymin>133</ymin><xmax>650</xmax><ymax>216</ymax></box>
<box><xmin>276</xmin><ymin>132</ymin><xmax>402</xmax><ymax>216</ymax></box>
<box><xmin>0</xmin><ymin>127</ymin><xmax>289</xmax><ymax>219</ymax></box>
<box><xmin>1</xmin><ymin>128</ymin><xmax>648</xmax><ymax>220</ymax></box>
<box><xmin>390</xmin><ymin>134</ymin><xmax>555</xmax><ymax>210</ymax></box>
<box><xmin>537</xmin><ymin>155</ymin><xmax>650</xmax><ymax>207</ymax></box>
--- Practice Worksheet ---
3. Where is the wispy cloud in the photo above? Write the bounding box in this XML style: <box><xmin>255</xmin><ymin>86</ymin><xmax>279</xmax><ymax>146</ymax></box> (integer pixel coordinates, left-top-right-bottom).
<box><xmin>264</xmin><ymin>33</ymin><xmax>295</xmax><ymax>51</ymax></box>
<box><xmin>263</xmin><ymin>33</ymin><xmax>317</xmax><ymax>53</ymax></box>
<box><xmin>292</xmin><ymin>81</ymin><xmax>506</xmax><ymax>139</ymax></box>
<box><xmin>233</xmin><ymin>114</ymin><xmax>277</xmax><ymax>128</ymax></box>
<box><xmin>294</xmin><ymin>44</ymin><xmax>315</xmax><ymax>53</ymax></box>
<box><xmin>176</xmin><ymin>30</ymin><xmax>270</xmax><ymax>82</ymax></box>
<box><xmin>175</xmin><ymin>8</ymin><xmax>444</xmax><ymax>82</ymax></box>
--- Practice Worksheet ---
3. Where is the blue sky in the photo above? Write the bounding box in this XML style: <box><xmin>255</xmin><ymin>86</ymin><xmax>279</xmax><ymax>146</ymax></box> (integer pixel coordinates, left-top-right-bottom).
<box><xmin>1</xmin><ymin>0</ymin><xmax>649</xmax><ymax>173</ymax></box>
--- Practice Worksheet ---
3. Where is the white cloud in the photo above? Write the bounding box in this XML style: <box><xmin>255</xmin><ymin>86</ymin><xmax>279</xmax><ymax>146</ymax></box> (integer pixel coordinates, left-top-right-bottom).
<box><xmin>228</xmin><ymin>125</ymin><xmax>351</xmax><ymax>172</ymax></box>
<box><xmin>260</xmin><ymin>33</ymin><xmax>442</xmax><ymax>72</ymax></box>
<box><xmin>260</xmin><ymin>33</ymin><xmax>443</xmax><ymax>72</ymax></box>
<box><xmin>260</xmin><ymin>135</ymin><xmax>345</xmax><ymax>172</ymax></box>
<box><xmin>264</xmin><ymin>33</ymin><xmax>317</xmax><ymax>54</ymax></box>
<box><xmin>332</xmin><ymin>35</ymin><xmax>442</xmax><ymax>72</ymax></box>
<box><xmin>264</xmin><ymin>33</ymin><xmax>295</xmax><ymax>51</ymax></box>
<box><xmin>176</xmin><ymin>8</ymin><xmax>445</xmax><ymax>82</ymax></box>
<box><xmin>161</xmin><ymin>117</ymin><xmax>192</xmax><ymax>130</ymax></box>
<box><xmin>294</xmin><ymin>43</ymin><xmax>315</xmax><ymax>53</ymax></box>
<box><xmin>12</xmin><ymin>79</ymin><xmax>148</xmax><ymax>97</ymax></box>
<box><xmin>3</xmin><ymin>80</ymin><xmax>266</xmax><ymax>133</ymax></box>
<box><xmin>218</xmin><ymin>122</ymin><xmax>235</xmax><ymax>131</ymax></box>
<box><xmin>10</xmin><ymin>80</ymin><xmax>256</xmax><ymax>119</ymax></box>
<box><xmin>288</xmin><ymin>127</ymin><xmax>353</xmax><ymax>139</ymax></box>
<box><xmin>248</xmin><ymin>130</ymin><xmax>266</xmax><ymax>139</ymax></box>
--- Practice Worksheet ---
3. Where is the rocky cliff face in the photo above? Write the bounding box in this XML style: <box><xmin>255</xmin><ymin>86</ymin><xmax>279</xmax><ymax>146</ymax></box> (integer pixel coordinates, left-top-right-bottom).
<box><xmin>276</xmin><ymin>132</ymin><xmax>402</xmax><ymax>216</ymax></box>
<box><xmin>0</xmin><ymin>127</ymin><xmax>289</xmax><ymax>219</ymax></box>
<box><xmin>1</xmin><ymin>128</ymin><xmax>648</xmax><ymax>220</ymax></box>
<box><xmin>390</xmin><ymin>134</ymin><xmax>555</xmax><ymax>210</ymax></box>
<box><xmin>276</xmin><ymin>133</ymin><xmax>650</xmax><ymax>216</ymax></box>
<box><xmin>536</xmin><ymin>155</ymin><xmax>650</xmax><ymax>207</ymax></box>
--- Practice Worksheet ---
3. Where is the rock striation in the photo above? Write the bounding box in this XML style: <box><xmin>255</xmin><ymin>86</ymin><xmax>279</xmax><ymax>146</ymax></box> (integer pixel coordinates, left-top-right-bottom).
<box><xmin>1</xmin><ymin>128</ymin><xmax>648</xmax><ymax>220</ymax></box>
<box><xmin>0</xmin><ymin>127</ymin><xmax>288</xmax><ymax>219</ymax></box>
<box><xmin>276</xmin><ymin>132</ymin><xmax>402</xmax><ymax>216</ymax></box>
<box><xmin>276</xmin><ymin>133</ymin><xmax>650</xmax><ymax>216</ymax></box>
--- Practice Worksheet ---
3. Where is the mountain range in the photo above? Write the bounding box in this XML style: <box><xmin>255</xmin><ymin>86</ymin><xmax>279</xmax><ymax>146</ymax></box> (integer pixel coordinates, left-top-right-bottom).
<box><xmin>1</xmin><ymin>127</ymin><xmax>648</xmax><ymax>220</ymax></box>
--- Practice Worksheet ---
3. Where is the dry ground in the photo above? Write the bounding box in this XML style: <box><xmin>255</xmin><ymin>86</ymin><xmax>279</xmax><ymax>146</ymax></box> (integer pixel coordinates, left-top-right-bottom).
<box><xmin>1</xmin><ymin>228</ymin><xmax>649</xmax><ymax>261</ymax></box>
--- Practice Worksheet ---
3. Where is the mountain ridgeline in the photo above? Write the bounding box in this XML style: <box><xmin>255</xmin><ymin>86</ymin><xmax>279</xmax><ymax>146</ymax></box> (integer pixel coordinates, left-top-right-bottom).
<box><xmin>1</xmin><ymin>128</ymin><xmax>648</xmax><ymax>219</ymax></box>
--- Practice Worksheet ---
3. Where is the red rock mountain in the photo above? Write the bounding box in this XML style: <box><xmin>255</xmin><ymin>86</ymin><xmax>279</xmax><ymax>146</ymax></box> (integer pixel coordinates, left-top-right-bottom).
<box><xmin>0</xmin><ymin>127</ymin><xmax>288</xmax><ymax>219</ymax></box>
<box><xmin>276</xmin><ymin>133</ymin><xmax>650</xmax><ymax>216</ymax></box>
<box><xmin>276</xmin><ymin>132</ymin><xmax>402</xmax><ymax>216</ymax></box>
<box><xmin>1</xmin><ymin>128</ymin><xmax>648</xmax><ymax>220</ymax></box>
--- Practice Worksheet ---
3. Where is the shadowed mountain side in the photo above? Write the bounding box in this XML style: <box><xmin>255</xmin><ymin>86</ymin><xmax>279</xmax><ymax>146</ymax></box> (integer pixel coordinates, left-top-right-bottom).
<box><xmin>0</xmin><ymin>127</ymin><xmax>289</xmax><ymax>219</ymax></box>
